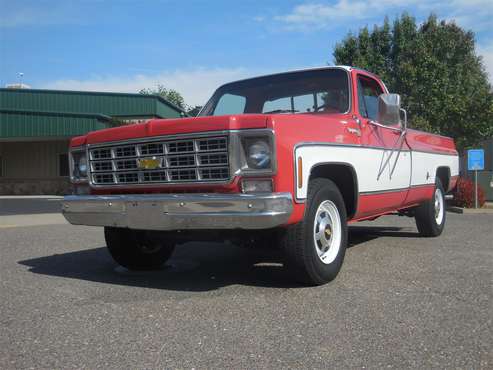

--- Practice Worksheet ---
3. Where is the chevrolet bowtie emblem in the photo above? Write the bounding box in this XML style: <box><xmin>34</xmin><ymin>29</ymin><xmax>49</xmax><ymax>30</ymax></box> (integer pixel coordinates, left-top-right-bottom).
<box><xmin>138</xmin><ymin>157</ymin><xmax>161</xmax><ymax>170</ymax></box>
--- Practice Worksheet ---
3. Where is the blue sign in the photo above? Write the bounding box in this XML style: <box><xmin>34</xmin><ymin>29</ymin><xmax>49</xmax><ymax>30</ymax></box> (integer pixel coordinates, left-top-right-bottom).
<box><xmin>468</xmin><ymin>149</ymin><xmax>484</xmax><ymax>171</ymax></box>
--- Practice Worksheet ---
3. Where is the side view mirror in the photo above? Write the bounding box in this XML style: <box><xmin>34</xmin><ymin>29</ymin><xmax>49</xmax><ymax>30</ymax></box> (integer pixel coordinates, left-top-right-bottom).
<box><xmin>368</xmin><ymin>93</ymin><xmax>408</xmax><ymax>132</ymax></box>
<box><xmin>377</xmin><ymin>93</ymin><xmax>401</xmax><ymax>126</ymax></box>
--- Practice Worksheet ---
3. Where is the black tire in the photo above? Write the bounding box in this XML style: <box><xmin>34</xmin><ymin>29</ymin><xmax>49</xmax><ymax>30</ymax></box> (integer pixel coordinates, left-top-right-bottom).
<box><xmin>415</xmin><ymin>179</ymin><xmax>446</xmax><ymax>237</ymax></box>
<box><xmin>281</xmin><ymin>178</ymin><xmax>348</xmax><ymax>285</ymax></box>
<box><xmin>104</xmin><ymin>227</ymin><xmax>175</xmax><ymax>270</ymax></box>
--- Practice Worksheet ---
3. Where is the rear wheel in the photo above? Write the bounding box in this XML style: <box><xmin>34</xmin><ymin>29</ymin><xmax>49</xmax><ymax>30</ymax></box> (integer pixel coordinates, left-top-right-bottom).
<box><xmin>104</xmin><ymin>227</ymin><xmax>175</xmax><ymax>270</ymax></box>
<box><xmin>282</xmin><ymin>178</ymin><xmax>347</xmax><ymax>285</ymax></box>
<box><xmin>415</xmin><ymin>179</ymin><xmax>446</xmax><ymax>237</ymax></box>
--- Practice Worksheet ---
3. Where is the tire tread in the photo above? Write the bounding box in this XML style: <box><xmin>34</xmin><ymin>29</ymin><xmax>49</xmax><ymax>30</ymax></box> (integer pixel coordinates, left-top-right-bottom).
<box><xmin>415</xmin><ymin>179</ymin><xmax>446</xmax><ymax>237</ymax></box>
<box><xmin>282</xmin><ymin>178</ymin><xmax>347</xmax><ymax>285</ymax></box>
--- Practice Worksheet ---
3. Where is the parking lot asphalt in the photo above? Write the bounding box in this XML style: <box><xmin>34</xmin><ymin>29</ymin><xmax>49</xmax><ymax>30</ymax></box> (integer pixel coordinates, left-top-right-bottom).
<box><xmin>0</xmin><ymin>196</ymin><xmax>66</xmax><ymax>228</ymax></box>
<box><xmin>0</xmin><ymin>203</ymin><xmax>491</xmax><ymax>369</ymax></box>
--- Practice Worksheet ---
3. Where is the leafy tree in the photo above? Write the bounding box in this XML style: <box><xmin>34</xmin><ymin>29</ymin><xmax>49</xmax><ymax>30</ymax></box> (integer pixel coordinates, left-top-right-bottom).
<box><xmin>333</xmin><ymin>13</ymin><xmax>493</xmax><ymax>149</ymax></box>
<box><xmin>187</xmin><ymin>105</ymin><xmax>203</xmax><ymax>117</ymax></box>
<box><xmin>139</xmin><ymin>84</ymin><xmax>187</xmax><ymax>110</ymax></box>
<box><xmin>139</xmin><ymin>85</ymin><xmax>203</xmax><ymax>117</ymax></box>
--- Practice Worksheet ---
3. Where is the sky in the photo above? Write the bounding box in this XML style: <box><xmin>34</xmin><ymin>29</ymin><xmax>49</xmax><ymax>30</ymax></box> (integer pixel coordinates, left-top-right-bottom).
<box><xmin>1</xmin><ymin>0</ymin><xmax>492</xmax><ymax>107</ymax></box>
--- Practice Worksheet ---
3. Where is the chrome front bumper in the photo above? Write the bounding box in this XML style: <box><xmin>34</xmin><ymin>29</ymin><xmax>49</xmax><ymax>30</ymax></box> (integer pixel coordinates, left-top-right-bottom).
<box><xmin>62</xmin><ymin>193</ymin><xmax>293</xmax><ymax>230</ymax></box>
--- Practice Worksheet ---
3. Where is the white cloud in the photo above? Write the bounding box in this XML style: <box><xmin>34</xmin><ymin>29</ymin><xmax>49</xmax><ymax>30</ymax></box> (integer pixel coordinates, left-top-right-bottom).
<box><xmin>442</xmin><ymin>0</ymin><xmax>493</xmax><ymax>32</ymax></box>
<box><xmin>274</xmin><ymin>1</ymin><xmax>369</xmax><ymax>29</ymax></box>
<box><xmin>477</xmin><ymin>42</ymin><xmax>493</xmax><ymax>82</ymax></box>
<box><xmin>0</xmin><ymin>1</ymin><xmax>86</xmax><ymax>28</ymax></box>
<box><xmin>41</xmin><ymin>67</ymin><xmax>265</xmax><ymax>107</ymax></box>
<box><xmin>273</xmin><ymin>0</ymin><xmax>420</xmax><ymax>30</ymax></box>
<box><xmin>273</xmin><ymin>0</ymin><xmax>493</xmax><ymax>32</ymax></box>
<box><xmin>451</xmin><ymin>0</ymin><xmax>493</xmax><ymax>7</ymax></box>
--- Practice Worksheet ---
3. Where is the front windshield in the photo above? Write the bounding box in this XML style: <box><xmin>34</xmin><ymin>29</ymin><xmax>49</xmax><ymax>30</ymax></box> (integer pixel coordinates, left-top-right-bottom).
<box><xmin>200</xmin><ymin>69</ymin><xmax>349</xmax><ymax>116</ymax></box>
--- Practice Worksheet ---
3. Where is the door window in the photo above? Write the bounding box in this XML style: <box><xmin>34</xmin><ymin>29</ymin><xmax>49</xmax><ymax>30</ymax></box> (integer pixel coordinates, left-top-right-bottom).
<box><xmin>357</xmin><ymin>76</ymin><xmax>383</xmax><ymax>121</ymax></box>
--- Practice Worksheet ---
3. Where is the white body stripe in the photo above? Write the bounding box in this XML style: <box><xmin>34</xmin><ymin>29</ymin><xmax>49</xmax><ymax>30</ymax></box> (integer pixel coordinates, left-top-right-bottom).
<box><xmin>411</xmin><ymin>151</ymin><xmax>459</xmax><ymax>187</ymax></box>
<box><xmin>294</xmin><ymin>145</ymin><xmax>458</xmax><ymax>201</ymax></box>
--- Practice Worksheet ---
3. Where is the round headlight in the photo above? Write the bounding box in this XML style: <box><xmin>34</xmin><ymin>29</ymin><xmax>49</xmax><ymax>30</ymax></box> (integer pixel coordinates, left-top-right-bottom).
<box><xmin>78</xmin><ymin>156</ymin><xmax>87</xmax><ymax>176</ymax></box>
<box><xmin>247</xmin><ymin>140</ymin><xmax>271</xmax><ymax>169</ymax></box>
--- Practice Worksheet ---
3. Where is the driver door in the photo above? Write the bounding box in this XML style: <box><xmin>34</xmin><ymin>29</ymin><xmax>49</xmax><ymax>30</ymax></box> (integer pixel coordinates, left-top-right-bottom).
<box><xmin>356</xmin><ymin>74</ymin><xmax>411</xmax><ymax>214</ymax></box>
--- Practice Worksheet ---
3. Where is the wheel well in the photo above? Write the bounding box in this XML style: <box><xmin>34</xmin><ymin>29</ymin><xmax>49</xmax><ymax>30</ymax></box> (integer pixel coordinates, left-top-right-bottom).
<box><xmin>436</xmin><ymin>167</ymin><xmax>450</xmax><ymax>192</ymax></box>
<box><xmin>309</xmin><ymin>163</ymin><xmax>358</xmax><ymax>218</ymax></box>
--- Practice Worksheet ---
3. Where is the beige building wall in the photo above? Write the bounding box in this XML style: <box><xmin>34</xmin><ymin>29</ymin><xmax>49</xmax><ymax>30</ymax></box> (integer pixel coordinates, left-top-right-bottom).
<box><xmin>0</xmin><ymin>140</ymin><xmax>71</xmax><ymax>195</ymax></box>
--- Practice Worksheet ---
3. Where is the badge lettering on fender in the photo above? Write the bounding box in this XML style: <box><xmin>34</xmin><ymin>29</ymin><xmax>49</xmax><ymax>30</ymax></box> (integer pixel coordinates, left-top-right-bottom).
<box><xmin>346</xmin><ymin>127</ymin><xmax>361</xmax><ymax>137</ymax></box>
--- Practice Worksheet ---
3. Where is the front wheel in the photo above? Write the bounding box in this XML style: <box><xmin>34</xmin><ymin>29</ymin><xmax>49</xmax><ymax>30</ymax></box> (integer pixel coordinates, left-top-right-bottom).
<box><xmin>282</xmin><ymin>178</ymin><xmax>348</xmax><ymax>285</ymax></box>
<box><xmin>415</xmin><ymin>179</ymin><xmax>446</xmax><ymax>237</ymax></box>
<box><xmin>104</xmin><ymin>227</ymin><xmax>175</xmax><ymax>270</ymax></box>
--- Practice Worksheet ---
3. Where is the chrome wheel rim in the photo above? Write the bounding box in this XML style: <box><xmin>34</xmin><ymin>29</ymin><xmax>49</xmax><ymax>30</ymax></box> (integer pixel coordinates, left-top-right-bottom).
<box><xmin>434</xmin><ymin>187</ymin><xmax>444</xmax><ymax>225</ymax></box>
<box><xmin>313</xmin><ymin>200</ymin><xmax>342</xmax><ymax>264</ymax></box>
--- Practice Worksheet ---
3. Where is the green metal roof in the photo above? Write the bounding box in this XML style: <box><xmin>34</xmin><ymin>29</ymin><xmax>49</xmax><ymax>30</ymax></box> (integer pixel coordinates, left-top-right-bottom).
<box><xmin>0</xmin><ymin>88</ymin><xmax>185</xmax><ymax>139</ymax></box>
<box><xmin>1</xmin><ymin>111</ymin><xmax>109</xmax><ymax>138</ymax></box>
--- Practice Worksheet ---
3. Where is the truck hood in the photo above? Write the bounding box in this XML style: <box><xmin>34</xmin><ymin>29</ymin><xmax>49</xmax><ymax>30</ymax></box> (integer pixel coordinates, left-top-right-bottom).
<box><xmin>81</xmin><ymin>114</ymin><xmax>269</xmax><ymax>145</ymax></box>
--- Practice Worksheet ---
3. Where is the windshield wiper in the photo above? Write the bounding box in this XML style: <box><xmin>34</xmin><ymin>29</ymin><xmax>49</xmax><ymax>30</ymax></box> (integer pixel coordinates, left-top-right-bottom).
<box><xmin>263</xmin><ymin>109</ymin><xmax>299</xmax><ymax>114</ymax></box>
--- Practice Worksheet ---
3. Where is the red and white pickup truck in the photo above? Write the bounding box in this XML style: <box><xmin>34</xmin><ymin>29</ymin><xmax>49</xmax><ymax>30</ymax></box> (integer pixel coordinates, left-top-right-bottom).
<box><xmin>62</xmin><ymin>66</ymin><xmax>459</xmax><ymax>285</ymax></box>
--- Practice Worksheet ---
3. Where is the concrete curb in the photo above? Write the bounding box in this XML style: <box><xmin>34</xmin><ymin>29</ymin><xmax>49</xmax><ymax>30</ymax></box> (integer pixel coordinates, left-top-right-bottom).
<box><xmin>447</xmin><ymin>206</ymin><xmax>493</xmax><ymax>214</ymax></box>
<box><xmin>461</xmin><ymin>207</ymin><xmax>493</xmax><ymax>214</ymax></box>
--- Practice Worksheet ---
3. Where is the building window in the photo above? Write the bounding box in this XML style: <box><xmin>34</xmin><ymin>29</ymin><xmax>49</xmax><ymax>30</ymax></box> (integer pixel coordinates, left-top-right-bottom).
<box><xmin>59</xmin><ymin>153</ymin><xmax>69</xmax><ymax>177</ymax></box>
<box><xmin>0</xmin><ymin>156</ymin><xmax>3</xmax><ymax>177</ymax></box>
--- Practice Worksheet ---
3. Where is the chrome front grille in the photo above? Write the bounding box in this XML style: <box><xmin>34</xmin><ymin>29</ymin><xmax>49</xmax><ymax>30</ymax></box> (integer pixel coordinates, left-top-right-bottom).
<box><xmin>88</xmin><ymin>136</ymin><xmax>229</xmax><ymax>186</ymax></box>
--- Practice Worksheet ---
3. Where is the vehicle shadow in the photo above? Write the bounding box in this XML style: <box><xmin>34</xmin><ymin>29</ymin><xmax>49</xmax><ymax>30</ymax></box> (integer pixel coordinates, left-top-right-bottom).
<box><xmin>347</xmin><ymin>225</ymin><xmax>420</xmax><ymax>248</ymax></box>
<box><xmin>18</xmin><ymin>243</ymin><xmax>298</xmax><ymax>291</ymax></box>
<box><xmin>18</xmin><ymin>226</ymin><xmax>420</xmax><ymax>292</ymax></box>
